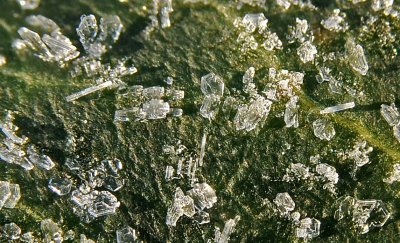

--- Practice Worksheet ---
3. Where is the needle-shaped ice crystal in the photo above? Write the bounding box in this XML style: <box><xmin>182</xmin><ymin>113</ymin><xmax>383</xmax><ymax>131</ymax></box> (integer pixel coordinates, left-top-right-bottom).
<box><xmin>215</xmin><ymin>216</ymin><xmax>241</xmax><ymax>243</ymax></box>
<box><xmin>66</xmin><ymin>81</ymin><xmax>113</xmax><ymax>102</ymax></box>
<box><xmin>320</xmin><ymin>102</ymin><xmax>355</xmax><ymax>114</ymax></box>
<box><xmin>381</xmin><ymin>103</ymin><xmax>400</xmax><ymax>126</ymax></box>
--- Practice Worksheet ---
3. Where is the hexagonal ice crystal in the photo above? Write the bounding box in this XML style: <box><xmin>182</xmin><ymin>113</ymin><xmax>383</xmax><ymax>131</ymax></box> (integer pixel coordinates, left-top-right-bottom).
<box><xmin>201</xmin><ymin>73</ymin><xmax>224</xmax><ymax>97</ymax></box>
<box><xmin>187</xmin><ymin>182</ymin><xmax>217</xmax><ymax>210</ymax></box>
<box><xmin>48</xmin><ymin>178</ymin><xmax>72</xmax><ymax>196</ymax></box>
<box><xmin>313</xmin><ymin>119</ymin><xmax>335</xmax><ymax>141</ymax></box>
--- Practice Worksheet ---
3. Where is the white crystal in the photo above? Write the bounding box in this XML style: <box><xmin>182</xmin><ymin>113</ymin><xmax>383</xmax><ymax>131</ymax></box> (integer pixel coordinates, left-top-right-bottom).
<box><xmin>17</xmin><ymin>27</ymin><xmax>53</xmax><ymax>61</ymax></box>
<box><xmin>48</xmin><ymin>178</ymin><xmax>72</xmax><ymax>196</ymax></box>
<box><xmin>297</xmin><ymin>41</ymin><xmax>317</xmax><ymax>63</ymax></box>
<box><xmin>313</xmin><ymin>119</ymin><xmax>335</xmax><ymax>141</ymax></box>
<box><xmin>41</xmin><ymin>219</ymin><xmax>63</xmax><ymax>242</ymax></box>
<box><xmin>352</xmin><ymin>199</ymin><xmax>391</xmax><ymax>234</ymax></box>
<box><xmin>276</xmin><ymin>0</ymin><xmax>291</xmax><ymax>10</ymax></box>
<box><xmin>187</xmin><ymin>182</ymin><xmax>217</xmax><ymax>210</ymax></box>
<box><xmin>348</xmin><ymin>141</ymin><xmax>373</xmax><ymax>167</ymax></box>
<box><xmin>26</xmin><ymin>146</ymin><xmax>55</xmax><ymax>170</ymax></box>
<box><xmin>321</xmin><ymin>9</ymin><xmax>345</xmax><ymax>32</ymax></box>
<box><xmin>16</xmin><ymin>0</ymin><xmax>40</xmax><ymax>10</ymax></box>
<box><xmin>165</xmin><ymin>165</ymin><xmax>174</xmax><ymax>181</ymax></box>
<box><xmin>295</xmin><ymin>218</ymin><xmax>321</xmax><ymax>239</ymax></box>
<box><xmin>25</xmin><ymin>15</ymin><xmax>60</xmax><ymax>33</ymax></box>
<box><xmin>3</xmin><ymin>183</ymin><xmax>21</xmax><ymax>208</ymax></box>
<box><xmin>242</xmin><ymin>13</ymin><xmax>267</xmax><ymax>33</ymax></box>
<box><xmin>2</xmin><ymin>222</ymin><xmax>21</xmax><ymax>240</ymax></box>
<box><xmin>380</xmin><ymin>103</ymin><xmax>400</xmax><ymax>126</ymax></box>
<box><xmin>200</xmin><ymin>95</ymin><xmax>221</xmax><ymax>120</ymax></box>
<box><xmin>66</xmin><ymin>81</ymin><xmax>113</xmax><ymax>102</ymax></box>
<box><xmin>0</xmin><ymin>181</ymin><xmax>11</xmax><ymax>209</ymax></box>
<box><xmin>316</xmin><ymin>163</ymin><xmax>339</xmax><ymax>184</ymax></box>
<box><xmin>273</xmin><ymin>192</ymin><xmax>295</xmax><ymax>214</ymax></box>
<box><xmin>201</xmin><ymin>73</ymin><xmax>224</xmax><ymax>97</ymax></box>
<box><xmin>284</xmin><ymin>96</ymin><xmax>299</xmax><ymax>128</ymax></box>
<box><xmin>20</xmin><ymin>232</ymin><xmax>35</xmax><ymax>243</ymax></box>
<box><xmin>142</xmin><ymin>99</ymin><xmax>170</xmax><ymax>119</ymax></box>
<box><xmin>371</xmin><ymin>0</ymin><xmax>393</xmax><ymax>11</ymax></box>
<box><xmin>261</xmin><ymin>32</ymin><xmax>282</xmax><ymax>51</ymax></box>
<box><xmin>198</xmin><ymin>132</ymin><xmax>207</xmax><ymax>167</ymax></box>
<box><xmin>320</xmin><ymin>102</ymin><xmax>355</xmax><ymax>114</ymax></box>
<box><xmin>116</xmin><ymin>226</ymin><xmax>138</xmax><ymax>243</ymax></box>
<box><xmin>345</xmin><ymin>38</ymin><xmax>368</xmax><ymax>75</ymax></box>
<box><xmin>287</xmin><ymin>18</ymin><xmax>308</xmax><ymax>43</ymax></box>
<box><xmin>166</xmin><ymin>187</ymin><xmax>195</xmax><ymax>226</ymax></box>
<box><xmin>383</xmin><ymin>164</ymin><xmax>400</xmax><ymax>183</ymax></box>
<box><xmin>142</xmin><ymin>86</ymin><xmax>164</xmax><ymax>99</ymax></box>
<box><xmin>234</xmin><ymin>96</ymin><xmax>272</xmax><ymax>131</ymax></box>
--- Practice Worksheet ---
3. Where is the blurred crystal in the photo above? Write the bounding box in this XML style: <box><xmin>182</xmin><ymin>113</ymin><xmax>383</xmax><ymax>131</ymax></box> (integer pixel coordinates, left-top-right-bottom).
<box><xmin>321</xmin><ymin>9</ymin><xmax>345</xmax><ymax>32</ymax></box>
<box><xmin>66</xmin><ymin>81</ymin><xmax>113</xmax><ymax>102</ymax></box>
<box><xmin>348</xmin><ymin>141</ymin><xmax>373</xmax><ymax>167</ymax></box>
<box><xmin>41</xmin><ymin>219</ymin><xmax>63</xmax><ymax>243</ymax></box>
<box><xmin>273</xmin><ymin>192</ymin><xmax>295</xmax><ymax>214</ymax></box>
<box><xmin>48</xmin><ymin>178</ymin><xmax>72</xmax><ymax>196</ymax></box>
<box><xmin>313</xmin><ymin>119</ymin><xmax>335</xmax><ymax>141</ymax></box>
<box><xmin>284</xmin><ymin>96</ymin><xmax>299</xmax><ymax>128</ymax></box>
<box><xmin>287</xmin><ymin>18</ymin><xmax>308</xmax><ymax>43</ymax></box>
<box><xmin>241</xmin><ymin>13</ymin><xmax>266</xmax><ymax>33</ymax></box>
<box><xmin>345</xmin><ymin>38</ymin><xmax>368</xmax><ymax>75</ymax></box>
<box><xmin>215</xmin><ymin>216</ymin><xmax>240</xmax><ymax>243</ymax></box>
<box><xmin>194</xmin><ymin>211</ymin><xmax>210</xmax><ymax>224</ymax></box>
<box><xmin>116</xmin><ymin>226</ymin><xmax>138</xmax><ymax>243</ymax></box>
<box><xmin>170</xmin><ymin>108</ymin><xmax>183</xmax><ymax>117</ymax></box>
<box><xmin>166</xmin><ymin>187</ymin><xmax>196</xmax><ymax>226</ymax></box>
<box><xmin>297</xmin><ymin>41</ymin><xmax>317</xmax><ymax>63</ymax></box>
<box><xmin>295</xmin><ymin>218</ymin><xmax>320</xmax><ymax>239</ymax></box>
<box><xmin>0</xmin><ymin>55</ymin><xmax>6</xmax><ymax>67</ymax></box>
<box><xmin>20</xmin><ymin>232</ymin><xmax>35</xmax><ymax>243</ymax></box>
<box><xmin>276</xmin><ymin>0</ymin><xmax>291</xmax><ymax>10</ymax></box>
<box><xmin>16</xmin><ymin>0</ymin><xmax>40</xmax><ymax>10</ymax></box>
<box><xmin>316</xmin><ymin>163</ymin><xmax>338</xmax><ymax>184</ymax></box>
<box><xmin>200</xmin><ymin>95</ymin><xmax>221</xmax><ymax>120</ymax></box>
<box><xmin>0</xmin><ymin>181</ymin><xmax>11</xmax><ymax>209</ymax></box>
<box><xmin>80</xmin><ymin>234</ymin><xmax>95</xmax><ymax>243</ymax></box>
<box><xmin>320</xmin><ymin>102</ymin><xmax>355</xmax><ymax>114</ymax></box>
<box><xmin>142</xmin><ymin>99</ymin><xmax>170</xmax><ymax>119</ymax></box>
<box><xmin>262</xmin><ymin>32</ymin><xmax>283</xmax><ymax>51</ymax></box>
<box><xmin>98</xmin><ymin>15</ymin><xmax>124</xmax><ymax>44</ymax></box>
<box><xmin>242</xmin><ymin>67</ymin><xmax>256</xmax><ymax>95</ymax></box>
<box><xmin>372</xmin><ymin>0</ymin><xmax>393</xmax><ymax>11</ymax></box>
<box><xmin>3</xmin><ymin>183</ymin><xmax>21</xmax><ymax>208</ymax></box>
<box><xmin>187</xmin><ymin>182</ymin><xmax>217</xmax><ymax>210</ymax></box>
<box><xmin>87</xmin><ymin>191</ymin><xmax>120</xmax><ymax>217</ymax></box>
<box><xmin>383</xmin><ymin>164</ymin><xmax>400</xmax><ymax>184</ymax></box>
<box><xmin>165</xmin><ymin>76</ymin><xmax>174</xmax><ymax>85</ymax></box>
<box><xmin>2</xmin><ymin>222</ymin><xmax>21</xmax><ymax>240</ymax></box>
<box><xmin>64</xmin><ymin>230</ymin><xmax>75</xmax><ymax>241</ymax></box>
<box><xmin>26</xmin><ymin>146</ymin><xmax>55</xmax><ymax>170</ymax></box>
<box><xmin>283</xmin><ymin>163</ymin><xmax>310</xmax><ymax>182</ymax></box>
<box><xmin>381</xmin><ymin>103</ymin><xmax>400</xmax><ymax>126</ymax></box>
<box><xmin>234</xmin><ymin>96</ymin><xmax>272</xmax><ymax>131</ymax></box>
<box><xmin>165</xmin><ymin>165</ymin><xmax>174</xmax><ymax>181</ymax></box>
<box><xmin>201</xmin><ymin>73</ymin><xmax>224</xmax><ymax>97</ymax></box>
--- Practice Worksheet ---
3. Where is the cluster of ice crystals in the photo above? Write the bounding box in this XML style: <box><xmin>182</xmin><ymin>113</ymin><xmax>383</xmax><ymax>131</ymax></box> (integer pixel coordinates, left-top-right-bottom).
<box><xmin>287</xmin><ymin>18</ymin><xmax>309</xmax><ymax>44</ymax></box>
<box><xmin>313</xmin><ymin>119</ymin><xmax>335</xmax><ymax>141</ymax></box>
<box><xmin>214</xmin><ymin>216</ymin><xmax>240</xmax><ymax>243</ymax></box>
<box><xmin>16</xmin><ymin>0</ymin><xmax>40</xmax><ymax>10</ymax></box>
<box><xmin>48</xmin><ymin>178</ymin><xmax>72</xmax><ymax>196</ymax></box>
<box><xmin>265</xmin><ymin>68</ymin><xmax>304</xmax><ymax>99</ymax></box>
<box><xmin>348</xmin><ymin>141</ymin><xmax>373</xmax><ymax>167</ymax></box>
<box><xmin>321</xmin><ymin>9</ymin><xmax>347</xmax><ymax>32</ymax></box>
<box><xmin>20</xmin><ymin>232</ymin><xmax>35</xmax><ymax>242</ymax></box>
<box><xmin>276</xmin><ymin>0</ymin><xmax>291</xmax><ymax>10</ymax></box>
<box><xmin>383</xmin><ymin>163</ymin><xmax>400</xmax><ymax>183</ymax></box>
<box><xmin>242</xmin><ymin>67</ymin><xmax>257</xmax><ymax>96</ymax></box>
<box><xmin>166</xmin><ymin>187</ymin><xmax>196</xmax><ymax>226</ymax></box>
<box><xmin>17</xmin><ymin>15</ymin><xmax>79</xmax><ymax>66</ymax></box>
<box><xmin>295</xmin><ymin>218</ymin><xmax>321</xmax><ymax>239</ymax></box>
<box><xmin>77</xmin><ymin>14</ymin><xmax>123</xmax><ymax>58</ymax></box>
<box><xmin>320</xmin><ymin>102</ymin><xmax>355</xmax><ymax>114</ymax></box>
<box><xmin>234</xmin><ymin>13</ymin><xmax>282</xmax><ymax>52</ymax></box>
<box><xmin>143</xmin><ymin>0</ymin><xmax>173</xmax><ymax>37</ymax></box>
<box><xmin>283</xmin><ymin>163</ymin><xmax>310</xmax><ymax>182</ymax></box>
<box><xmin>116</xmin><ymin>226</ymin><xmax>139</xmax><ymax>243</ymax></box>
<box><xmin>41</xmin><ymin>219</ymin><xmax>63</xmax><ymax>242</ymax></box>
<box><xmin>297</xmin><ymin>41</ymin><xmax>317</xmax><ymax>63</ymax></box>
<box><xmin>80</xmin><ymin>234</ymin><xmax>96</xmax><ymax>243</ymax></box>
<box><xmin>284</xmin><ymin>96</ymin><xmax>299</xmax><ymax>128</ymax></box>
<box><xmin>345</xmin><ymin>38</ymin><xmax>368</xmax><ymax>75</ymax></box>
<box><xmin>234</xmin><ymin>96</ymin><xmax>272</xmax><ymax>131</ymax></box>
<box><xmin>273</xmin><ymin>192</ymin><xmax>295</xmax><ymax>214</ymax></box>
<box><xmin>200</xmin><ymin>73</ymin><xmax>224</xmax><ymax>120</ymax></box>
<box><xmin>2</xmin><ymin>222</ymin><xmax>21</xmax><ymax>240</ymax></box>
<box><xmin>371</xmin><ymin>0</ymin><xmax>393</xmax><ymax>12</ymax></box>
<box><xmin>315</xmin><ymin>66</ymin><xmax>343</xmax><ymax>94</ymax></box>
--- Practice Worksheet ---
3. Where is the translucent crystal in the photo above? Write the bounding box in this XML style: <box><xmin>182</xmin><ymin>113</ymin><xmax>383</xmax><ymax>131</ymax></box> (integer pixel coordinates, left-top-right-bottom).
<box><xmin>25</xmin><ymin>15</ymin><xmax>60</xmax><ymax>33</ymax></box>
<box><xmin>273</xmin><ymin>192</ymin><xmax>295</xmax><ymax>214</ymax></box>
<box><xmin>160</xmin><ymin>6</ymin><xmax>172</xmax><ymax>28</ymax></box>
<box><xmin>0</xmin><ymin>181</ymin><xmax>11</xmax><ymax>209</ymax></box>
<box><xmin>316</xmin><ymin>163</ymin><xmax>339</xmax><ymax>184</ymax></box>
<box><xmin>104</xmin><ymin>176</ymin><xmax>124</xmax><ymax>192</ymax></box>
<box><xmin>283</xmin><ymin>163</ymin><xmax>310</xmax><ymax>181</ymax></box>
<box><xmin>2</xmin><ymin>222</ymin><xmax>21</xmax><ymax>240</ymax></box>
<box><xmin>170</xmin><ymin>108</ymin><xmax>183</xmax><ymax>117</ymax></box>
<box><xmin>313</xmin><ymin>119</ymin><xmax>335</xmax><ymax>141</ymax></box>
<box><xmin>42</xmin><ymin>33</ymin><xmax>80</xmax><ymax>63</ymax></box>
<box><xmin>98</xmin><ymin>15</ymin><xmax>124</xmax><ymax>44</ymax></box>
<box><xmin>243</xmin><ymin>67</ymin><xmax>255</xmax><ymax>86</ymax></box>
<box><xmin>41</xmin><ymin>219</ymin><xmax>63</xmax><ymax>242</ymax></box>
<box><xmin>287</xmin><ymin>18</ymin><xmax>308</xmax><ymax>43</ymax></box>
<box><xmin>295</xmin><ymin>218</ymin><xmax>321</xmax><ymax>239</ymax></box>
<box><xmin>166</xmin><ymin>187</ymin><xmax>196</xmax><ymax>226</ymax></box>
<box><xmin>116</xmin><ymin>226</ymin><xmax>138</xmax><ymax>243</ymax></box>
<box><xmin>142</xmin><ymin>99</ymin><xmax>170</xmax><ymax>119</ymax></box>
<box><xmin>352</xmin><ymin>199</ymin><xmax>391</xmax><ymax>234</ymax></box>
<box><xmin>165</xmin><ymin>165</ymin><xmax>174</xmax><ymax>181</ymax></box>
<box><xmin>3</xmin><ymin>183</ymin><xmax>21</xmax><ymax>208</ymax></box>
<box><xmin>200</xmin><ymin>95</ymin><xmax>221</xmax><ymax>120</ymax></box>
<box><xmin>142</xmin><ymin>86</ymin><xmax>165</xmax><ymax>99</ymax></box>
<box><xmin>320</xmin><ymin>102</ymin><xmax>355</xmax><ymax>114</ymax></box>
<box><xmin>66</xmin><ymin>81</ymin><xmax>113</xmax><ymax>102</ymax></box>
<box><xmin>64</xmin><ymin>230</ymin><xmax>75</xmax><ymax>241</ymax></box>
<box><xmin>371</xmin><ymin>0</ymin><xmax>393</xmax><ymax>11</ymax></box>
<box><xmin>16</xmin><ymin>0</ymin><xmax>40</xmax><ymax>10</ymax></box>
<box><xmin>297</xmin><ymin>41</ymin><xmax>317</xmax><ymax>63</ymax></box>
<box><xmin>20</xmin><ymin>232</ymin><xmax>35</xmax><ymax>243</ymax></box>
<box><xmin>194</xmin><ymin>210</ymin><xmax>210</xmax><ymax>224</ymax></box>
<box><xmin>348</xmin><ymin>141</ymin><xmax>373</xmax><ymax>167</ymax></box>
<box><xmin>215</xmin><ymin>216</ymin><xmax>240</xmax><ymax>243</ymax></box>
<box><xmin>201</xmin><ymin>73</ymin><xmax>224</xmax><ymax>97</ymax></box>
<box><xmin>345</xmin><ymin>38</ymin><xmax>368</xmax><ymax>75</ymax></box>
<box><xmin>321</xmin><ymin>9</ymin><xmax>345</xmax><ymax>32</ymax></box>
<box><xmin>165</xmin><ymin>76</ymin><xmax>174</xmax><ymax>85</ymax></box>
<box><xmin>26</xmin><ymin>146</ymin><xmax>55</xmax><ymax>170</ymax></box>
<box><xmin>48</xmin><ymin>178</ymin><xmax>72</xmax><ymax>196</ymax></box>
<box><xmin>380</xmin><ymin>103</ymin><xmax>400</xmax><ymax>126</ymax></box>
<box><xmin>87</xmin><ymin>191</ymin><xmax>120</xmax><ymax>217</ymax></box>
<box><xmin>234</xmin><ymin>96</ymin><xmax>272</xmax><ymax>131</ymax></box>
<box><xmin>334</xmin><ymin>196</ymin><xmax>356</xmax><ymax>221</ymax></box>
<box><xmin>198</xmin><ymin>133</ymin><xmax>207</xmax><ymax>167</ymax></box>
<box><xmin>242</xmin><ymin>13</ymin><xmax>266</xmax><ymax>33</ymax></box>
<box><xmin>261</xmin><ymin>32</ymin><xmax>283</xmax><ymax>51</ymax></box>
<box><xmin>0</xmin><ymin>55</ymin><xmax>6</xmax><ymax>67</ymax></box>
<box><xmin>77</xmin><ymin>15</ymin><xmax>98</xmax><ymax>48</ymax></box>
<box><xmin>284</xmin><ymin>96</ymin><xmax>299</xmax><ymax>128</ymax></box>
<box><xmin>187</xmin><ymin>182</ymin><xmax>217</xmax><ymax>210</ymax></box>
<box><xmin>17</xmin><ymin>27</ymin><xmax>52</xmax><ymax>61</ymax></box>
<box><xmin>383</xmin><ymin>163</ymin><xmax>400</xmax><ymax>183</ymax></box>
<box><xmin>0</xmin><ymin>124</ymin><xmax>27</xmax><ymax>145</ymax></box>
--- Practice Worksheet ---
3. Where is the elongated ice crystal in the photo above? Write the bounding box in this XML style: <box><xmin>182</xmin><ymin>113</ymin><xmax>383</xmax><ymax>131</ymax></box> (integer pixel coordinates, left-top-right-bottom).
<box><xmin>215</xmin><ymin>216</ymin><xmax>240</xmax><ymax>243</ymax></box>
<box><xmin>284</xmin><ymin>96</ymin><xmax>299</xmax><ymax>128</ymax></box>
<box><xmin>345</xmin><ymin>38</ymin><xmax>368</xmax><ymax>75</ymax></box>
<box><xmin>320</xmin><ymin>102</ymin><xmax>355</xmax><ymax>114</ymax></box>
<box><xmin>66</xmin><ymin>81</ymin><xmax>113</xmax><ymax>102</ymax></box>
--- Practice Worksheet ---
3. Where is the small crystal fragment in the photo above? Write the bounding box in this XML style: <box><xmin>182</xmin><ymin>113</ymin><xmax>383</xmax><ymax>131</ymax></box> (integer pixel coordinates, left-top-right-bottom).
<box><xmin>2</xmin><ymin>222</ymin><xmax>21</xmax><ymax>240</ymax></box>
<box><xmin>283</xmin><ymin>163</ymin><xmax>310</xmax><ymax>182</ymax></box>
<box><xmin>215</xmin><ymin>216</ymin><xmax>240</xmax><ymax>243</ymax></box>
<box><xmin>166</xmin><ymin>187</ymin><xmax>196</xmax><ymax>226</ymax></box>
<box><xmin>273</xmin><ymin>192</ymin><xmax>295</xmax><ymax>214</ymax></box>
<box><xmin>3</xmin><ymin>183</ymin><xmax>21</xmax><ymax>208</ymax></box>
<box><xmin>284</xmin><ymin>96</ymin><xmax>299</xmax><ymax>128</ymax></box>
<box><xmin>234</xmin><ymin>96</ymin><xmax>272</xmax><ymax>131</ymax></box>
<box><xmin>66</xmin><ymin>81</ymin><xmax>113</xmax><ymax>102</ymax></box>
<box><xmin>48</xmin><ymin>178</ymin><xmax>72</xmax><ymax>196</ymax></box>
<box><xmin>345</xmin><ymin>38</ymin><xmax>368</xmax><ymax>75</ymax></box>
<box><xmin>16</xmin><ymin>0</ymin><xmax>40</xmax><ymax>10</ymax></box>
<box><xmin>276</xmin><ymin>0</ymin><xmax>291</xmax><ymax>10</ymax></box>
<box><xmin>87</xmin><ymin>191</ymin><xmax>120</xmax><ymax>217</ymax></box>
<box><xmin>383</xmin><ymin>163</ymin><xmax>400</xmax><ymax>184</ymax></box>
<box><xmin>313</xmin><ymin>119</ymin><xmax>335</xmax><ymax>141</ymax></box>
<box><xmin>297</xmin><ymin>41</ymin><xmax>317</xmax><ymax>63</ymax></box>
<box><xmin>116</xmin><ymin>226</ymin><xmax>138</xmax><ymax>243</ymax></box>
<box><xmin>198</xmin><ymin>132</ymin><xmax>207</xmax><ymax>167</ymax></box>
<box><xmin>380</xmin><ymin>103</ymin><xmax>400</xmax><ymax>126</ymax></box>
<box><xmin>201</xmin><ymin>73</ymin><xmax>224</xmax><ymax>97</ymax></box>
<box><xmin>187</xmin><ymin>182</ymin><xmax>217</xmax><ymax>210</ymax></box>
<box><xmin>295</xmin><ymin>218</ymin><xmax>321</xmax><ymax>239</ymax></box>
<box><xmin>320</xmin><ymin>102</ymin><xmax>355</xmax><ymax>114</ymax></box>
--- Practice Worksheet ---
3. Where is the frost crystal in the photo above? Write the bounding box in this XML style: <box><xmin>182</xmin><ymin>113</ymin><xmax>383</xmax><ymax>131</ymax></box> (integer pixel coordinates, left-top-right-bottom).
<box><xmin>187</xmin><ymin>182</ymin><xmax>217</xmax><ymax>210</ymax></box>
<box><xmin>234</xmin><ymin>96</ymin><xmax>272</xmax><ymax>131</ymax></box>
<box><xmin>321</xmin><ymin>9</ymin><xmax>346</xmax><ymax>32</ymax></box>
<box><xmin>41</xmin><ymin>219</ymin><xmax>63</xmax><ymax>242</ymax></box>
<box><xmin>201</xmin><ymin>73</ymin><xmax>224</xmax><ymax>97</ymax></box>
<box><xmin>2</xmin><ymin>222</ymin><xmax>21</xmax><ymax>240</ymax></box>
<box><xmin>3</xmin><ymin>183</ymin><xmax>21</xmax><ymax>209</ymax></box>
<box><xmin>20</xmin><ymin>232</ymin><xmax>35</xmax><ymax>242</ymax></box>
<box><xmin>214</xmin><ymin>216</ymin><xmax>241</xmax><ymax>243</ymax></box>
<box><xmin>116</xmin><ymin>226</ymin><xmax>138</xmax><ymax>243</ymax></box>
<box><xmin>166</xmin><ymin>187</ymin><xmax>196</xmax><ymax>226</ymax></box>
<box><xmin>200</xmin><ymin>95</ymin><xmax>221</xmax><ymax>120</ymax></box>
<box><xmin>142</xmin><ymin>99</ymin><xmax>170</xmax><ymax>119</ymax></box>
<box><xmin>381</xmin><ymin>103</ymin><xmax>400</xmax><ymax>126</ymax></box>
<box><xmin>48</xmin><ymin>178</ymin><xmax>72</xmax><ymax>196</ymax></box>
<box><xmin>313</xmin><ymin>119</ymin><xmax>335</xmax><ymax>141</ymax></box>
<box><xmin>297</xmin><ymin>41</ymin><xmax>317</xmax><ymax>63</ymax></box>
<box><xmin>0</xmin><ymin>181</ymin><xmax>11</xmax><ymax>209</ymax></box>
<box><xmin>383</xmin><ymin>163</ymin><xmax>400</xmax><ymax>184</ymax></box>
<box><xmin>26</xmin><ymin>146</ymin><xmax>55</xmax><ymax>170</ymax></box>
<box><xmin>273</xmin><ymin>192</ymin><xmax>295</xmax><ymax>214</ymax></box>
<box><xmin>276</xmin><ymin>0</ymin><xmax>291</xmax><ymax>10</ymax></box>
<box><xmin>16</xmin><ymin>0</ymin><xmax>40</xmax><ymax>10</ymax></box>
<box><xmin>320</xmin><ymin>102</ymin><xmax>355</xmax><ymax>114</ymax></box>
<box><xmin>295</xmin><ymin>218</ymin><xmax>321</xmax><ymax>239</ymax></box>
<box><xmin>345</xmin><ymin>38</ymin><xmax>368</xmax><ymax>75</ymax></box>
<box><xmin>371</xmin><ymin>0</ymin><xmax>393</xmax><ymax>12</ymax></box>
<box><xmin>348</xmin><ymin>141</ymin><xmax>373</xmax><ymax>167</ymax></box>
<box><xmin>283</xmin><ymin>163</ymin><xmax>310</xmax><ymax>181</ymax></box>
<box><xmin>352</xmin><ymin>199</ymin><xmax>391</xmax><ymax>234</ymax></box>
<box><xmin>287</xmin><ymin>18</ymin><xmax>309</xmax><ymax>43</ymax></box>
<box><xmin>284</xmin><ymin>96</ymin><xmax>299</xmax><ymax>128</ymax></box>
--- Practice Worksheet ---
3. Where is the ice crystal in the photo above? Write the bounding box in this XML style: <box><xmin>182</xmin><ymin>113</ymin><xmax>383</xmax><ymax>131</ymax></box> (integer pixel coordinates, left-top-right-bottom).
<box><xmin>345</xmin><ymin>38</ymin><xmax>368</xmax><ymax>75</ymax></box>
<box><xmin>348</xmin><ymin>141</ymin><xmax>373</xmax><ymax>167</ymax></box>
<box><xmin>352</xmin><ymin>199</ymin><xmax>391</xmax><ymax>234</ymax></box>
<box><xmin>321</xmin><ymin>9</ymin><xmax>347</xmax><ymax>32</ymax></box>
<box><xmin>166</xmin><ymin>187</ymin><xmax>196</xmax><ymax>226</ymax></box>
<box><xmin>48</xmin><ymin>178</ymin><xmax>72</xmax><ymax>196</ymax></box>
<box><xmin>383</xmin><ymin>163</ymin><xmax>400</xmax><ymax>184</ymax></box>
<box><xmin>316</xmin><ymin>163</ymin><xmax>339</xmax><ymax>184</ymax></box>
<box><xmin>214</xmin><ymin>216</ymin><xmax>240</xmax><ymax>243</ymax></box>
<box><xmin>273</xmin><ymin>192</ymin><xmax>295</xmax><ymax>214</ymax></box>
<box><xmin>287</xmin><ymin>18</ymin><xmax>309</xmax><ymax>43</ymax></box>
<box><xmin>320</xmin><ymin>102</ymin><xmax>355</xmax><ymax>114</ymax></box>
<box><xmin>3</xmin><ymin>183</ymin><xmax>21</xmax><ymax>209</ymax></box>
<box><xmin>16</xmin><ymin>0</ymin><xmax>40</xmax><ymax>10</ymax></box>
<box><xmin>116</xmin><ymin>226</ymin><xmax>138</xmax><ymax>243</ymax></box>
<box><xmin>284</xmin><ymin>96</ymin><xmax>299</xmax><ymax>128</ymax></box>
<box><xmin>295</xmin><ymin>218</ymin><xmax>321</xmax><ymax>239</ymax></box>
<box><xmin>41</xmin><ymin>219</ymin><xmax>63</xmax><ymax>242</ymax></box>
<box><xmin>187</xmin><ymin>182</ymin><xmax>217</xmax><ymax>210</ymax></box>
<box><xmin>381</xmin><ymin>103</ymin><xmax>400</xmax><ymax>126</ymax></box>
<box><xmin>297</xmin><ymin>41</ymin><xmax>317</xmax><ymax>63</ymax></box>
<box><xmin>313</xmin><ymin>119</ymin><xmax>335</xmax><ymax>141</ymax></box>
<box><xmin>234</xmin><ymin>96</ymin><xmax>272</xmax><ymax>131</ymax></box>
<box><xmin>2</xmin><ymin>222</ymin><xmax>21</xmax><ymax>240</ymax></box>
